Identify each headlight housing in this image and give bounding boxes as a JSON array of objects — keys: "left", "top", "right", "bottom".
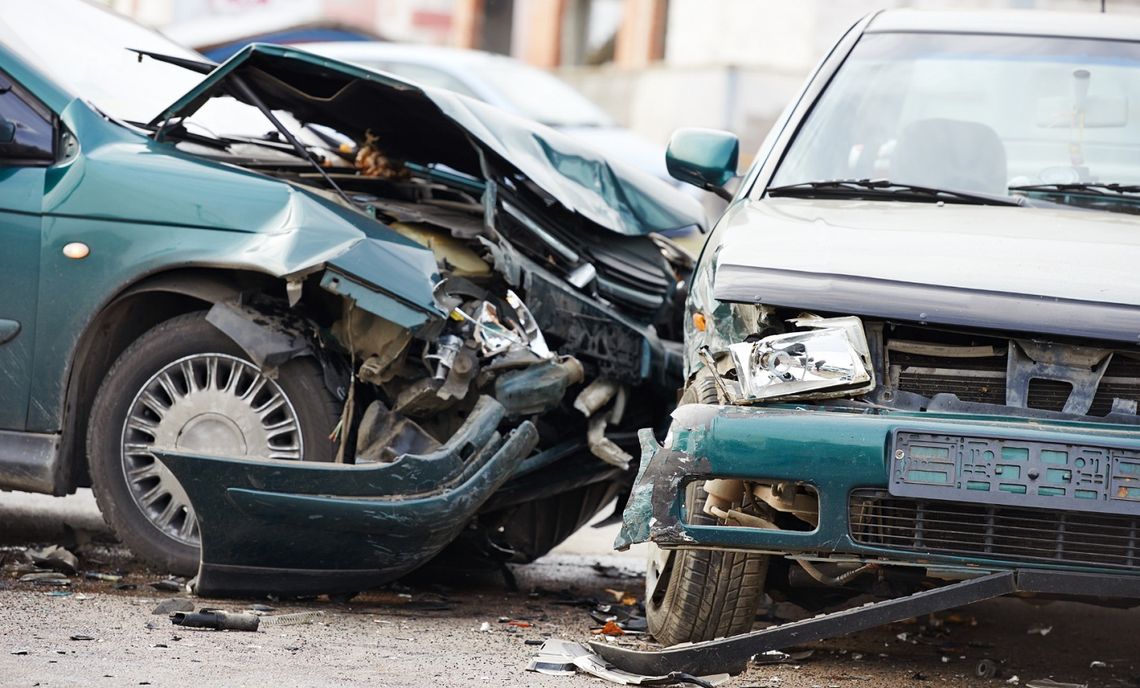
[{"left": 726, "top": 316, "right": 873, "bottom": 403}]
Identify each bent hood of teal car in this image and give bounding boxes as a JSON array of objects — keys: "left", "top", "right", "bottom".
[{"left": 151, "top": 43, "right": 703, "bottom": 239}]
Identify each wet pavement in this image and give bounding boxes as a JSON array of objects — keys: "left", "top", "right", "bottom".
[{"left": 2, "top": 490, "right": 1139, "bottom": 687}]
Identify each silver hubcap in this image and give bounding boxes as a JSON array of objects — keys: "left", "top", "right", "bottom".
[{"left": 121, "top": 353, "right": 303, "bottom": 546}]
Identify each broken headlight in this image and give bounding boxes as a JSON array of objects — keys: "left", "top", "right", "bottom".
[{"left": 727, "top": 316, "right": 873, "bottom": 402}]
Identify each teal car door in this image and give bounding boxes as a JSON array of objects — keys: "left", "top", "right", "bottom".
[{"left": 0, "top": 70, "right": 53, "bottom": 429}]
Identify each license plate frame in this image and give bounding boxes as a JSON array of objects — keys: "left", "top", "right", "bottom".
[{"left": 888, "top": 430, "right": 1140, "bottom": 516}]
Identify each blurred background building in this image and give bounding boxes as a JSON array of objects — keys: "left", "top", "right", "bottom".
[{"left": 107, "top": 0, "right": 1138, "bottom": 163}]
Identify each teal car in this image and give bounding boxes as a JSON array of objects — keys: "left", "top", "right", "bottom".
[
  {"left": 617, "top": 9, "right": 1140, "bottom": 649},
  {"left": 0, "top": 1, "right": 703, "bottom": 591}
]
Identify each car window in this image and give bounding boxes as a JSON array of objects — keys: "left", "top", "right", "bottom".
[
  {"left": 0, "top": 72, "right": 54, "bottom": 164},
  {"left": 360, "top": 61, "right": 482, "bottom": 100},
  {"left": 771, "top": 32, "right": 1140, "bottom": 195}
]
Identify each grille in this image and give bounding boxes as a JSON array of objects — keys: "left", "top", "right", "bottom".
[
  {"left": 891, "top": 348, "right": 1140, "bottom": 417},
  {"left": 849, "top": 489, "right": 1140, "bottom": 570}
]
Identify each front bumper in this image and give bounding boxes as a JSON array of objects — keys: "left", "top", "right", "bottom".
[
  {"left": 618, "top": 404, "right": 1140, "bottom": 576},
  {"left": 155, "top": 395, "right": 538, "bottom": 597}
]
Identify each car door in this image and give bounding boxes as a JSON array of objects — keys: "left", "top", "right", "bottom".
[{"left": 0, "top": 69, "right": 53, "bottom": 429}]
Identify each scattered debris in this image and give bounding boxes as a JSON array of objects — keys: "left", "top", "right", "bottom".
[
  {"left": 69, "top": 635, "right": 94, "bottom": 641},
  {"left": 1090, "top": 661, "right": 1108, "bottom": 669},
  {"left": 1026, "top": 680, "right": 1087, "bottom": 688},
  {"left": 10, "top": 650, "right": 28, "bottom": 656},
  {"left": 26, "top": 545, "right": 79, "bottom": 574},
  {"left": 752, "top": 650, "right": 813, "bottom": 666},
  {"left": 18, "top": 572, "right": 70, "bottom": 586},
  {"left": 170, "top": 610, "right": 260, "bottom": 632},
  {"left": 259, "top": 611, "right": 326, "bottom": 626},
  {"left": 84, "top": 572, "right": 122, "bottom": 582},
  {"left": 527, "top": 639, "right": 729, "bottom": 686},
  {"left": 150, "top": 578, "right": 185, "bottom": 593},
  {"left": 479, "top": 622, "right": 492, "bottom": 633},
  {"left": 595, "top": 621, "right": 624, "bottom": 636},
  {"left": 976, "top": 659, "right": 1002, "bottom": 679},
  {"left": 152, "top": 598, "right": 195, "bottom": 615},
  {"left": 1027, "top": 625, "right": 1053, "bottom": 636}
]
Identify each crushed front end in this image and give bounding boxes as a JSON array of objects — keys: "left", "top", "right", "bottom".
[{"left": 621, "top": 260, "right": 1140, "bottom": 598}]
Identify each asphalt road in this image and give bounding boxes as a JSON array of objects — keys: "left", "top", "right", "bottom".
[{"left": 2, "top": 490, "right": 1139, "bottom": 687}]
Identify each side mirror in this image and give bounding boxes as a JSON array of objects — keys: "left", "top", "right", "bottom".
[
  {"left": 0, "top": 116, "right": 15, "bottom": 144},
  {"left": 666, "top": 128, "right": 739, "bottom": 200}
]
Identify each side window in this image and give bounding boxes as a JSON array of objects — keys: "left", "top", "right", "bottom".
[{"left": 0, "top": 72, "right": 55, "bottom": 165}]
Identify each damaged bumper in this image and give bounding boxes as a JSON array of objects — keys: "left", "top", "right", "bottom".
[
  {"left": 618, "top": 403, "right": 1140, "bottom": 577},
  {"left": 154, "top": 396, "right": 537, "bottom": 597}
]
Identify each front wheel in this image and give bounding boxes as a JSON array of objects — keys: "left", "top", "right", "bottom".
[
  {"left": 644, "top": 376, "right": 770, "bottom": 645},
  {"left": 87, "top": 311, "right": 341, "bottom": 575}
]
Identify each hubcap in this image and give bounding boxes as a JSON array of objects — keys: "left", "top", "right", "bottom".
[{"left": 121, "top": 353, "right": 303, "bottom": 546}]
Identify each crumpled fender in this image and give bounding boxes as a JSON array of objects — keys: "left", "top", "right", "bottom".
[{"left": 153, "top": 395, "right": 537, "bottom": 597}]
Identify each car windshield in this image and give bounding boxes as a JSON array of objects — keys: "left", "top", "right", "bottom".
[
  {"left": 770, "top": 31, "right": 1140, "bottom": 210},
  {"left": 0, "top": 0, "right": 205, "bottom": 124},
  {"left": 468, "top": 58, "right": 614, "bottom": 128}
]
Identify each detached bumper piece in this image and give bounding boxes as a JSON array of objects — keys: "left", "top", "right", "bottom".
[
  {"left": 589, "top": 570, "right": 1140, "bottom": 676},
  {"left": 154, "top": 396, "right": 537, "bottom": 597}
]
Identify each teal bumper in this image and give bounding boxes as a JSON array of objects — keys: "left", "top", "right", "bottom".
[{"left": 618, "top": 404, "right": 1140, "bottom": 576}]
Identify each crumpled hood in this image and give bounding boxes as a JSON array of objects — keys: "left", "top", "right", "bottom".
[
  {"left": 713, "top": 197, "right": 1140, "bottom": 342},
  {"left": 151, "top": 43, "right": 704, "bottom": 238}
]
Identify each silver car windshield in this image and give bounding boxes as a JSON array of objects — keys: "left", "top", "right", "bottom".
[{"left": 770, "top": 32, "right": 1140, "bottom": 199}]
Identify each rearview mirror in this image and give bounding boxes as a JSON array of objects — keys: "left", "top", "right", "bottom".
[{"left": 666, "top": 128, "right": 739, "bottom": 200}]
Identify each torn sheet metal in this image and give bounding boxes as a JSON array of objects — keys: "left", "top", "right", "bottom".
[
  {"left": 153, "top": 395, "right": 537, "bottom": 597},
  {"left": 527, "top": 639, "right": 729, "bottom": 687},
  {"left": 151, "top": 44, "right": 705, "bottom": 239}
]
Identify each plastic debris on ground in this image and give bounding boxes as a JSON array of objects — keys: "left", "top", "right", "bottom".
[
  {"left": 170, "top": 609, "right": 260, "bottom": 632},
  {"left": 1025, "top": 680, "right": 1087, "bottom": 688},
  {"left": 752, "top": 649, "right": 814, "bottom": 666},
  {"left": 18, "top": 571, "right": 70, "bottom": 585},
  {"left": 26, "top": 545, "right": 79, "bottom": 574},
  {"left": 526, "top": 639, "right": 730, "bottom": 686},
  {"left": 151, "top": 598, "right": 195, "bottom": 615},
  {"left": 1027, "top": 625, "right": 1053, "bottom": 636}
]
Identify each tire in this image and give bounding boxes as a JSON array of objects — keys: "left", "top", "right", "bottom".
[
  {"left": 645, "top": 376, "right": 770, "bottom": 645},
  {"left": 87, "top": 311, "right": 341, "bottom": 575},
  {"left": 499, "top": 478, "right": 623, "bottom": 563}
]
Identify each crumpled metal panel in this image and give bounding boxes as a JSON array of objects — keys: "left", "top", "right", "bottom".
[
  {"left": 150, "top": 43, "right": 705, "bottom": 238},
  {"left": 153, "top": 396, "right": 538, "bottom": 596}
]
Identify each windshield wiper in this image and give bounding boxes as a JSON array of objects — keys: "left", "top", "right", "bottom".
[
  {"left": 1009, "top": 182, "right": 1140, "bottom": 196},
  {"left": 768, "top": 179, "right": 1024, "bottom": 207}
]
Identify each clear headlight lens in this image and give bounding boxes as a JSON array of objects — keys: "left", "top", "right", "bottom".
[{"left": 727, "top": 316, "right": 873, "bottom": 402}]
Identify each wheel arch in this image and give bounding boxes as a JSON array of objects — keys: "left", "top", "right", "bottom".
[{"left": 58, "top": 268, "right": 281, "bottom": 492}]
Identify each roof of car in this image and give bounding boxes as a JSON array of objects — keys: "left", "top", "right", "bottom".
[{"left": 867, "top": 8, "right": 1140, "bottom": 41}]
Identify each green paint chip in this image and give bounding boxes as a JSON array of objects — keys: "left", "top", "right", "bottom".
[
  {"left": 1001, "top": 447, "right": 1029, "bottom": 462},
  {"left": 999, "top": 483, "right": 1027, "bottom": 494},
  {"left": 1041, "top": 450, "right": 1068, "bottom": 465}
]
